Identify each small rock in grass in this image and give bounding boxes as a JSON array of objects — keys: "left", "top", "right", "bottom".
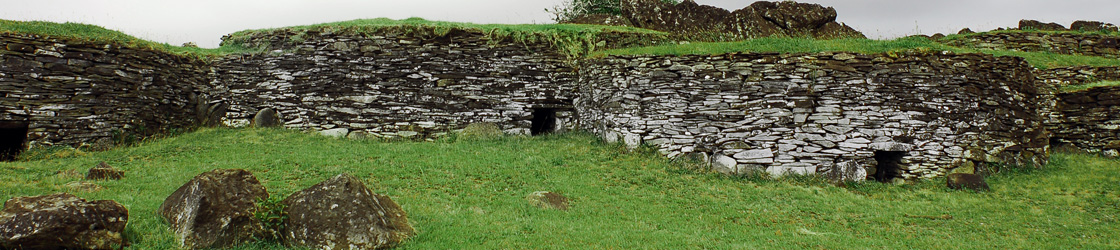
[
  {"left": 527, "top": 191, "right": 570, "bottom": 211},
  {"left": 946, "top": 173, "right": 990, "bottom": 192},
  {"left": 86, "top": 161, "right": 124, "bottom": 180}
]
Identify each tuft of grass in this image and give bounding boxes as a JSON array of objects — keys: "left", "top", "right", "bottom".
[
  {"left": 1, "top": 128, "right": 1118, "bottom": 249},
  {"left": 1061, "top": 80, "right": 1120, "bottom": 92},
  {"left": 595, "top": 36, "right": 1120, "bottom": 69},
  {"left": 0, "top": 19, "right": 257, "bottom": 58}
]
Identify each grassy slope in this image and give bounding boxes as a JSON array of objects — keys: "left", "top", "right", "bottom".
[
  {"left": 1, "top": 128, "right": 1117, "bottom": 249},
  {"left": 0, "top": 20, "right": 250, "bottom": 58},
  {"left": 223, "top": 17, "right": 665, "bottom": 40},
  {"left": 595, "top": 36, "right": 1120, "bottom": 69},
  {"left": 6, "top": 18, "right": 1120, "bottom": 68},
  {"left": 220, "top": 17, "right": 669, "bottom": 58},
  {"left": 1061, "top": 80, "right": 1120, "bottom": 92}
]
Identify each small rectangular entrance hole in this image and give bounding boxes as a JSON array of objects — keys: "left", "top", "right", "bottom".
[
  {"left": 873, "top": 151, "right": 906, "bottom": 182},
  {"left": 0, "top": 121, "right": 30, "bottom": 161},
  {"left": 530, "top": 108, "right": 557, "bottom": 136}
]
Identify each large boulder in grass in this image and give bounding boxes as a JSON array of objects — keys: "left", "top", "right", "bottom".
[
  {"left": 158, "top": 169, "right": 268, "bottom": 249},
  {"left": 0, "top": 193, "right": 128, "bottom": 250},
  {"left": 282, "top": 173, "right": 414, "bottom": 250}
]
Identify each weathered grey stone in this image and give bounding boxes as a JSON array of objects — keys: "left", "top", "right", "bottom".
[
  {"left": 319, "top": 128, "right": 349, "bottom": 138},
  {"left": 734, "top": 149, "right": 774, "bottom": 159},
  {"left": 0, "top": 193, "right": 128, "bottom": 250},
  {"left": 767, "top": 163, "right": 816, "bottom": 176},
  {"left": 871, "top": 142, "right": 914, "bottom": 151},
  {"left": 711, "top": 154, "right": 739, "bottom": 175},
  {"left": 159, "top": 169, "right": 268, "bottom": 250},
  {"left": 527, "top": 191, "right": 570, "bottom": 210},
  {"left": 251, "top": 108, "right": 282, "bottom": 128},
  {"left": 823, "top": 161, "right": 867, "bottom": 182},
  {"left": 282, "top": 173, "right": 414, "bottom": 250},
  {"left": 623, "top": 132, "right": 642, "bottom": 149}
]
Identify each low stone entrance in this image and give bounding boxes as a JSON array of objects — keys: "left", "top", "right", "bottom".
[
  {"left": 0, "top": 121, "right": 29, "bottom": 161},
  {"left": 873, "top": 151, "right": 907, "bottom": 182},
  {"left": 531, "top": 108, "right": 558, "bottom": 136}
]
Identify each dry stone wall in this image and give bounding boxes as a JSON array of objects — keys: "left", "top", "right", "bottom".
[
  {"left": 943, "top": 32, "right": 1120, "bottom": 58},
  {"left": 0, "top": 34, "right": 213, "bottom": 151},
  {"left": 6, "top": 25, "right": 1116, "bottom": 179},
  {"left": 1036, "top": 66, "right": 1120, "bottom": 86},
  {"left": 212, "top": 29, "right": 595, "bottom": 139},
  {"left": 577, "top": 52, "right": 1050, "bottom": 180},
  {"left": 1051, "top": 86, "right": 1120, "bottom": 156}
]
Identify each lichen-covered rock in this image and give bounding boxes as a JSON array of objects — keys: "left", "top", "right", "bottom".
[
  {"left": 958, "top": 28, "right": 975, "bottom": 34},
  {"left": 282, "top": 173, "right": 414, "bottom": 250},
  {"left": 946, "top": 173, "right": 990, "bottom": 192},
  {"left": 1019, "top": 19, "right": 1067, "bottom": 31},
  {"left": 1070, "top": 20, "right": 1118, "bottom": 32},
  {"left": 86, "top": 162, "right": 124, "bottom": 180},
  {"left": 251, "top": 108, "right": 282, "bottom": 128},
  {"left": 527, "top": 191, "right": 570, "bottom": 210},
  {"left": 823, "top": 161, "right": 867, "bottom": 182},
  {"left": 812, "top": 22, "right": 864, "bottom": 39},
  {"left": 575, "top": 0, "right": 865, "bottom": 40},
  {"left": 0, "top": 193, "right": 128, "bottom": 250},
  {"left": 158, "top": 169, "right": 268, "bottom": 249}
]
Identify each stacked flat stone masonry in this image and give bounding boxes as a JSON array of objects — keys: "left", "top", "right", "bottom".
[
  {"left": 577, "top": 52, "right": 1050, "bottom": 180},
  {"left": 1050, "top": 86, "right": 1120, "bottom": 156},
  {"left": 943, "top": 32, "right": 1120, "bottom": 58},
  {"left": 0, "top": 34, "right": 213, "bottom": 150},
  {"left": 7, "top": 26, "right": 1115, "bottom": 180},
  {"left": 1036, "top": 66, "right": 1120, "bottom": 87},
  {"left": 212, "top": 29, "right": 603, "bottom": 138}
]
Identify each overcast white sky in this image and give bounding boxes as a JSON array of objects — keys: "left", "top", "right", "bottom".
[{"left": 3, "top": 0, "right": 1118, "bottom": 48}]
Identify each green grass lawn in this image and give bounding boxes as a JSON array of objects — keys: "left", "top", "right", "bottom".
[{"left": 1, "top": 128, "right": 1117, "bottom": 249}]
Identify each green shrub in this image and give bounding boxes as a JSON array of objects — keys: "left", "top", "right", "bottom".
[{"left": 253, "top": 197, "right": 288, "bottom": 241}]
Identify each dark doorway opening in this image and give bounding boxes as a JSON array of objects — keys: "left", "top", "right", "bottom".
[
  {"left": 873, "top": 151, "right": 906, "bottom": 182},
  {"left": 0, "top": 121, "right": 29, "bottom": 161},
  {"left": 530, "top": 108, "right": 557, "bottom": 136}
]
